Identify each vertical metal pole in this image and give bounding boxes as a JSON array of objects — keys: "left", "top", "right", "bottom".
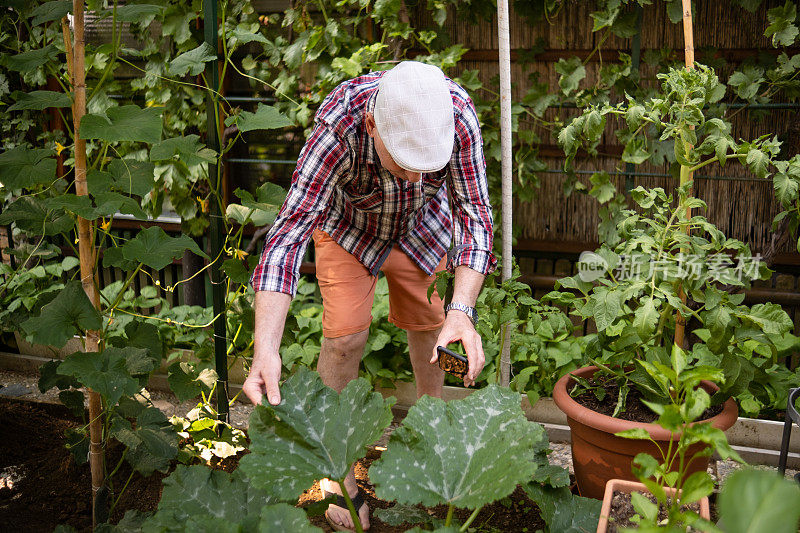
[
  {"left": 497, "top": 0, "right": 513, "bottom": 386},
  {"left": 624, "top": 5, "right": 643, "bottom": 194},
  {"left": 203, "top": 0, "right": 229, "bottom": 421}
]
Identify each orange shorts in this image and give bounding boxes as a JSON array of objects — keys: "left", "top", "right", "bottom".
[{"left": 312, "top": 229, "right": 446, "bottom": 338}]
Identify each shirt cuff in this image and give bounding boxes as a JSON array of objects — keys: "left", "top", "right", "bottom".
[
  {"left": 447, "top": 247, "right": 497, "bottom": 276},
  {"left": 249, "top": 264, "right": 297, "bottom": 296}
]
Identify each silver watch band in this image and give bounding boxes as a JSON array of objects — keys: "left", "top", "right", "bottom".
[{"left": 445, "top": 302, "right": 477, "bottom": 325}]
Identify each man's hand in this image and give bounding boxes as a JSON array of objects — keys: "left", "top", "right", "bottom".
[
  {"left": 430, "top": 310, "right": 485, "bottom": 387},
  {"left": 243, "top": 354, "right": 282, "bottom": 405},
  {"left": 246, "top": 290, "right": 292, "bottom": 405}
]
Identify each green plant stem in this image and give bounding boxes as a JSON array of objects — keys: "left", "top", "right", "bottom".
[
  {"left": 103, "top": 264, "right": 143, "bottom": 329},
  {"left": 444, "top": 504, "right": 455, "bottom": 527},
  {"left": 337, "top": 478, "right": 364, "bottom": 533},
  {"left": 459, "top": 506, "right": 482, "bottom": 532},
  {"left": 109, "top": 469, "right": 135, "bottom": 516}
]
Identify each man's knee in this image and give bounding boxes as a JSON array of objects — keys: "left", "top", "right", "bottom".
[{"left": 323, "top": 330, "right": 369, "bottom": 360}]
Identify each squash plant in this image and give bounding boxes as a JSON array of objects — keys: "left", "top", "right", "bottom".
[{"left": 125, "top": 368, "right": 597, "bottom": 533}]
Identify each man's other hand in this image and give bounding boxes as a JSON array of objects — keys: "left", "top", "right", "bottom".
[
  {"left": 430, "top": 310, "right": 485, "bottom": 387},
  {"left": 242, "top": 354, "right": 282, "bottom": 405}
]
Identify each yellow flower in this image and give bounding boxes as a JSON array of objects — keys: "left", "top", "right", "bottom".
[
  {"left": 233, "top": 249, "right": 248, "bottom": 261},
  {"left": 197, "top": 196, "right": 210, "bottom": 214},
  {"left": 55, "top": 142, "right": 66, "bottom": 155},
  {"left": 100, "top": 218, "right": 112, "bottom": 231}
]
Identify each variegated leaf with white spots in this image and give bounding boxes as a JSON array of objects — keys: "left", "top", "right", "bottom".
[
  {"left": 370, "top": 385, "right": 549, "bottom": 509},
  {"left": 240, "top": 367, "right": 394, "bottom": 499}
]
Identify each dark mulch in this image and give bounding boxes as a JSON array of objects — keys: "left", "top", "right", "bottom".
[
  {"left": 571, "top": 375, "right": 723, "bottom": 423},
  {"left": 607, "top": 490, "right": 702, "bottom": 532},
  {"left": 0, "top": 397, "right": 164, "bottom": 533},
  {"left": 0, "top": 397, "right": 547, "bottom": 532}
]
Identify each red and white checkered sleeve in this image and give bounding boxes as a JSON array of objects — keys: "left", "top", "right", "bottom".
[
  {"left": 250, "top": 123, "right": 351, "bottom": 295},
  {"left": 447, "top": 95, "right": 497, "bottom": 276}
]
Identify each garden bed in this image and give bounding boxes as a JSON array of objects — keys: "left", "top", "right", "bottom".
[{"left": 0, "top": 396, "right": 548, "bottom": 532}]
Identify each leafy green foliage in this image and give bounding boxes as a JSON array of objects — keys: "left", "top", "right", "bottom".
[
  {"left": 240, "top": 367, "right": 393, "bottom": 500},
  {"left": 80, "top": 105, "right": 163, "bottom": 144},
  {"left": 225, "top": 103, "right": 293, "bottom": 133},
  {"left": 544, "top": 185, "right": 795, "bottom": 416},
  {"left": 106, "top": 226, "right": 208, "bottom": 271},
  {"left": 8, "top": 90, "right": 71, "bottom": 111},
  {"left": 58, "top": 347, "right": 152, "bottom": 405},
  {"left": 0, "top": 147, "right": 56, "bottom": 190},
  {"left": 524, "top": 483, "right": 602, "bottom": 533},
  {"left": 718, "top": 468, "right": 800, "bottom": 533},
  {"left": 138, "top": 465, "right": 310, "bottom": 533},
  {"left": 21, "top": 281, "right": 101, "bottom": 347},
  {"left": 111, "top": 405, "right": 178, "bottom": 475},
  {"left": 168, "top": 43, "right": 217, "bottom": 77},
  {"left": 370, "top": 385, "right": 549, "bottom": 509}
]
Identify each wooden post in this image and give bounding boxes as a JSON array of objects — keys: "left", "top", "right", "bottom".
[
  {"left": 66, "top": 5, "right": 105, "bottom": 526},
  {"left": 674, "top": 0, "right": 695, "bottom": 350},
  {"left": 497, "top": 0, "right": 513, "bottom": 386}
]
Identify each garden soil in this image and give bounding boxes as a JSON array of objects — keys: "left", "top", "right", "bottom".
[
  {"left": 0, "top": 397, "right": 547, "bottom": 532},
  {"left": 0, "top": 397, "right": 164, "bottom": 532}
]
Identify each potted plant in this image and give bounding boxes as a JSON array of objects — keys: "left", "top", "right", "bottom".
[
  {"left": 598, "top": 344, "right": 742, "bottom": 532},
  {"left": 547, "top": 63, "right": 799, "bottom": 499}
]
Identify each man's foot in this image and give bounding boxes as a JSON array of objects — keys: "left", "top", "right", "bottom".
[{"left": 321, "top": 473, "right": 370, "bottom": 532}]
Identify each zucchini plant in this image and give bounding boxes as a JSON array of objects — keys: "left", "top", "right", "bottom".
[{"left": 121, "top": 368, "right": 598, "bottom": 533}]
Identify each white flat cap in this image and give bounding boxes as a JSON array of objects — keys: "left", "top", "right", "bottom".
[{"left": 373, "top": 61, "right": 455, "bottom": 173}]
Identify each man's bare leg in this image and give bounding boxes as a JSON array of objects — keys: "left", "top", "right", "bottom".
[
  {"left": 407, "top": 327, "right": 444, "bottom": 399},
  {"left": 317, "top": 329, "right": 371, "bottom": 531}
]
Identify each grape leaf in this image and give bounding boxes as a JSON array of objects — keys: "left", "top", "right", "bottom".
[
  {"left": 240, "top": 367, "right": 394, "bottom": 500},
  {"left": 21, "top": 282, "right": 101, "bottom": 347},
  {"left": 80, "top": 105, "right": 163, "bottom": 144},
  {"left": 370, "top": 385, "right": 549, "bottom": 509},
  {"left": 8, "top": 90, "right": 71, "bottom": 111}
]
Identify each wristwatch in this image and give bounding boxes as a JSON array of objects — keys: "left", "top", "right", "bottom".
[{"left": 445, "top": 302, "right": 478, "bottom": 325}]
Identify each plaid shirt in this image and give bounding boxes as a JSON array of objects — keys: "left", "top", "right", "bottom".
[{"left": 250, "top": 71, "right": 496, "bottom": 296}]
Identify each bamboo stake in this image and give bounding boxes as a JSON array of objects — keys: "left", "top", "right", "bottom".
[
  {"left": 67, "top": 5, "right": 105, "bottom": 526},
  {"left": 674, "top": 0, "right": 695, "bottom": 350},
  {"left": 497, "top": 0, "right": 513, "bottom": 386}
]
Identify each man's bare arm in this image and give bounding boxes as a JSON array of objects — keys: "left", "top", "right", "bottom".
[
  {"left": 429, "top": 265, "right": 486, "bottom": 387},
  {"left": 242, "top": 290, "right": 291, "bottom": 405}
]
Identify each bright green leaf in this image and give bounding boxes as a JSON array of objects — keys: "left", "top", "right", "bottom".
[
  {"left": 370, "top": 385, "right": 548, "bottom": 508},
  {"left": 80, "top": 105, "right": 163, "bottom": 144},
  {"left": 240, "top": 367, "right": 393, "bottom": 500},
  {"left": 8, "top": 90, "right": 71, "bottom": 111},
  {"left": 21, "top": 282, "right": 101, "bottom": 347}
]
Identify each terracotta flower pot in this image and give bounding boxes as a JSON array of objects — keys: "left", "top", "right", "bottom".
[
  {"left": 596, "top": 478, "right": 711, "bottom": 533},
  {"left": 553, "top": 366, "right": 738, "bottom": 499}
]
